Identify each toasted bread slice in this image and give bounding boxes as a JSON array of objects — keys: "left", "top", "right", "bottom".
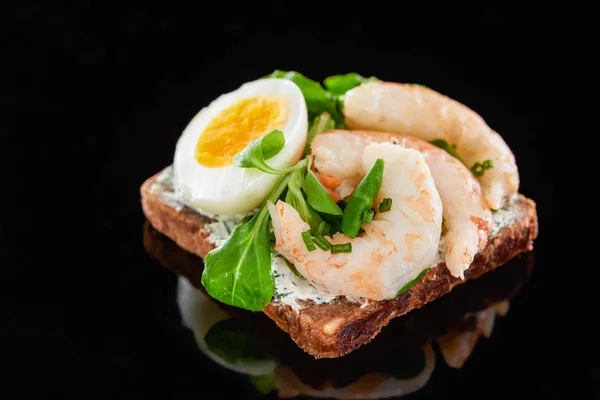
[
  {"left": 140, "top": 164, "right": 538, "bottom": 358},
  {"left": 143, "top": 218, "right": 534, "bottom": 388}
]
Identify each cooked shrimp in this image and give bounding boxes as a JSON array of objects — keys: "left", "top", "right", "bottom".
[
  {"left": 268, "top": 142, "right": 442, "bottom": 300},
  {"left": 311, "top": 132, "right": 365, "bottom": 200},
  {"left": 312, "top": 131, "right": 492, "bottom": 279},
  {"left": 343, "top": 82, "right": 519, "bottom": 210}
]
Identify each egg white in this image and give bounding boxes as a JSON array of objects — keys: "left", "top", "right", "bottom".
[{"left": 173, "top": 78, "right": 308, "bottom": 216}]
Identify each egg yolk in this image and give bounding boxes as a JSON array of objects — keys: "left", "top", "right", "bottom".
[{"left": 195, "top": 95, "right": 290, "bottom": 168}]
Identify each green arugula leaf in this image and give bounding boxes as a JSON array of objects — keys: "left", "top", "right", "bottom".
[
  {"left": 233, "top": 129, "right": 303, "bottom": 175},
  {"left": 341, "top": 158, "right": 385, "bottom": 238},
  {"left": 396, "top": 268, "right": 429, "bottom": 296},
  {"left": 204, "top": 319, "right": 271, "bottom": 363},
  {"left": 284, "top": 166, "right": 323, "bottom": 234},
  {"left": 304, "top": 112, "right": 334, "bottom": 156},
  {"left": 305, "top": 169, "right": 343, "bottom": 216},
  {"left": 201, "top": 174, "right": 291, "bottom": 311},
  {"left": 266, "top": 70, "right": 344, "bottom": 125},
  {"left": 323, "top": 73, "right": 379, "bottom": 96},
  {"left": 267, "top": 70, "right": 381, "bottom": 131}
]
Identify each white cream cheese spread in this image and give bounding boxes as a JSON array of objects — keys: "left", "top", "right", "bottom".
[{"left": 149, "top": 166, "right": 252, "bottom": 246}]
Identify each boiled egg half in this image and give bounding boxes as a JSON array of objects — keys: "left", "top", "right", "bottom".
[{"left": 173, "top": 78, "right": 308, "bottom": 216}]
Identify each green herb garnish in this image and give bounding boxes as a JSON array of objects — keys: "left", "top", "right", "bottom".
[
  {"left": 430, "top": 139, "right": 494, "bottom": 177},
  {"left": 266, "top": 70, "right": 379, "bottom": 128},
  {"left": 323, "top": 73, "right": 379, "bottom": 96},
  {"left": 201, "top": 173, "right": 291, "bottom": 311},
  {"left": 320, "top": 213, "right": 344, "bottom": 237},
  {"left": 316, "top": 221, "right": 330, "bottom": 237},
  {"left": 313, "top": 235, "right": 332, "bottom": 251},
  {"left": 274, "top": 291, "right": 291, "bottom": 300},
  {"left": 305, "top": 169, "right": 343, "bottom": 216},
  {"left": 362, "top": 209, "right": 374, "bottom": 223},
  {"left": 233, "top": 129, "right": 304, "bottom": 175},
  {"left": 266, "top": 70, "right": 344, "bottom": 124},
  {"left": 278, "top": 256, "right": 304, "bottom": 278},
  {"left": 378, "top": 197, "right": 392, "bottom": 213},
  {"left": 331, "top": 243, "right": 352, "bottom": 254},
  {"left": 396, "top": 268, "right": 429, "bottom": 296},
  {"left": 341, "top": 158, "right": 385, "bottom": 238},
  {"left": 284, "top": 164, "right": 324, "bottom": 234},
  {"left": 302, "top": 230, "right": 316, "bottom": 251},
  {"left": 409, "top": 83, "right": 430, "bottom": 90},
  {"left": 471, "top": 159, "right": 494, "bottom": 177},
  {"left": 430, "top": 139, "right": 466, "bottom": 165}
]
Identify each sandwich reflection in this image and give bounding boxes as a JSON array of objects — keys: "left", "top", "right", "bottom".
[{"left": 143, "top": 221, "right": 534, "bottom": 399}]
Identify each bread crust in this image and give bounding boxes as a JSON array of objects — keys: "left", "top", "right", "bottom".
[{"left": 141, "top": 162, "right": 538, "bottom": 359}]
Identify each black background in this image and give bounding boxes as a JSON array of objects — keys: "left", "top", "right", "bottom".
[{"left": 2, "top": 2, "right": 591, "bottom": 399}]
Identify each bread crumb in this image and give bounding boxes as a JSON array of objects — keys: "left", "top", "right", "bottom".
[{"left": 322, "top": 317, "right": 345, "bottom": 335}]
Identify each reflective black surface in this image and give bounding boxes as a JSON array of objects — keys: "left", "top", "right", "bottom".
[
  {"left": 3, "top": 3, "right": 588, "bottom": 399},
  {"left": 144, "top": 221, "right": 537, "bottom": 399}
]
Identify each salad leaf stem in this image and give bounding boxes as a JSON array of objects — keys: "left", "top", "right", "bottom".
[
  {"left": 233, "top": 129, "right": 304, "bottom": 175},
  {"left": 284, "top": 164, "right": 323, "bottom": 233}
]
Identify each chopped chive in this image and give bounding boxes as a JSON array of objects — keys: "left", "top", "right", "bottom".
[
  {"left": 275, "top": 292, "right": 291, "bottom": 300},
  {"left": 471, "top": 159, "right": 493, "bottom": 177},
  {"left": 301, "top": 231, "right": 316, "bottom": 251},
  {"left": 379, "top": 198, "right": 392, "bottom": 213},
  {"left": 313, "top": 235, "right": 332, "bottom": 250},
  {"left": 430, "top": 139, "right": 466, "bottom": 165},
  {"left": 317, "top": 221, "right": 330, "bottom": 237},
  {"left": 331, "top": 243, "right": 352, "bottom": 254},
  {"left": 362, "top": 209, "right": 374, "bottom": 223},
  {"left": 471, "top": 162, "right": 484, "bottom": 176}
]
